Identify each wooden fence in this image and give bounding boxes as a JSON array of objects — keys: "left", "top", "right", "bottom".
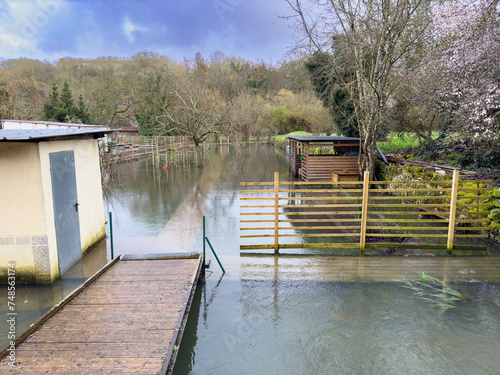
[{"left": 240, "top": 171, "right": 493, "bottom": 254}]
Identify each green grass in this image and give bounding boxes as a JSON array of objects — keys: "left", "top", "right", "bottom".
[
  {"left": 273, "top": 131, "right": 315, "bottom": 148},
  {"left": 378, "top": 132, "right": 439, "bottom": 154}
]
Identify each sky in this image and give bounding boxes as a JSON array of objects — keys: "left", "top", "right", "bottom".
[{"left": 0, "top": 0, "right": 297, "bottom": 63}]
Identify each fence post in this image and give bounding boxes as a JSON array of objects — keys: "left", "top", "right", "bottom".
[
  {"left": 202, "top": 216, "right": 206, "bottom": 270},
  {"left": 447, "top": 170, "right": 460, "bottom": 253},
  {"left": 359, "top": 170, "right": 370, "bottom": 254},
  {"left": 274, "top": 172, "right": 280, "bottom": 254},
  {"left": 109, "top": 212, "right": 114, "bottom": 260}
]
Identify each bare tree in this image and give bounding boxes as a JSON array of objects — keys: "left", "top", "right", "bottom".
[
  {"left": 164, "top": 81, "right": 232, "bottom": 167},
  {"left": 285, "top": 0, "right": 433, "bottom": 174}
]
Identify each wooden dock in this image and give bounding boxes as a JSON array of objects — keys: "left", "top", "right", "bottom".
[{"left": 0, "top": 254, "right": 202, "bottom": 374}]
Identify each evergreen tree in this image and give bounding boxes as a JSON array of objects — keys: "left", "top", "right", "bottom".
[
  {"left": 60, "top": 81, "right": 74, "bottom": 119},
  {"left": 42, "top": 82, "right": 61, "bottom": 121},
  {"left": 41, "top": 81, "right": 92, "bottom": 124},
  {"left": 76, "top": 94, "right": 92, "bottom": 124},
  {"left": 305, "top": 50, "right": 359, "bottom": 137}
]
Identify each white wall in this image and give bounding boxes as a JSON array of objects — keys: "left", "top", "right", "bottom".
[
  {"left": 0, "top": 143, "right": 48, "bottom": 282},
  {"left": 0, "top": 138, "right": 106, "bottom": 283}
]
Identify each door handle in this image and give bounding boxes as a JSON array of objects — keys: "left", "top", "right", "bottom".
[{"left": 74, "top": 202, "right": 79, "bottom": 212}]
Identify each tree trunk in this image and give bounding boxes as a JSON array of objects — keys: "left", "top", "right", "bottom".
[{"left": 195, "top": 141, "right": 203, "bottom": 168}]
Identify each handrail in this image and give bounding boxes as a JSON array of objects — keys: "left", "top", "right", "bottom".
[{"left": 202, "top": 216, "right": 225, "bottom": 273}]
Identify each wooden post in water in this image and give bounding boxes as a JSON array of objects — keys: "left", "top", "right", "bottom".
[
  {"left": 359, "top": 171, "right": 370, "bottom": 254},
  {"left": 274, "top": 172, "right": 280, "bottom": 254},
  {"left": 447, "top": 170, "right": 460, "bottom": 253}
]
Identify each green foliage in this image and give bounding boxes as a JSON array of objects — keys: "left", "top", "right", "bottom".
[
  {"left": 305, "top": 50, "right": 358, "bottom": 137},
  {"left": 0, "top": 81, "right": 11, "bottom": 119},
  {"left": 270, "top": 105, "right": 311, "bottom": 134},
  {"left": 42, "top": 81, "right": 92, "bottom": 124},
  {"left": 402, "top": 272, "right": 466, "bottom": 312},
  {"left": 439, "top": 148, "right": 500, "bottom": 172},
  {"left": 383, "top": 164, "right": 500, "bottom": 240},
  {"left": 273, "top": 131, "right": 313, "bottom": 148},
  {"left": 378, "top": 132, "right": 439, "bottom": 154}
]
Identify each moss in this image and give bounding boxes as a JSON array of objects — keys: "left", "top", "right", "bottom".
[
  {"left": 384, "top": 164, "right": 500, "bottom": 242},
  {"left": 81, "top": 224, "right": 106, "bottom": 255},
  {"left": 0, "top": 266, "right": 37, "bottom": 283}
]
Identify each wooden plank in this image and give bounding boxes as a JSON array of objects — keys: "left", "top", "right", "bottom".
[
  {"left": 240, "top": 243, "right": 358, "bottom": 250},
  {"left": 366, "top": 211, "right": 448, "bottom": 215},
  {"left": 0, "top": 257, "right": 201, "bottom": 374},
  {"left": 280, "top": 218, "right": 361, "bottom": 223},
  {"left": 240, "top": 189, "right": 274, "bottom": 194},
  {"left": 369, "top": 188, "right": 452, "bottom": 193},
  {"left": 279, "top": 211, "right": 361, "bottom": 216},
  {"left": 279, "top": 233, "right": 360, "bottom": 238},
  {"left": 447, "top": 170, "right": 460, "bottom": 253},
  {"left": 367, "top": 219, "right": 448, "bottom": 223},
  {"left": 274, "top": 172, "right": 279, "bottom": 254},
  {"left": 280, "top": 188, "right": 362, "bottom": 193},
  {"left": 241, "top": 233, "right": 360, "bottom": 238},
  {"left": 368, "top": 203, "right": 451, "bottom": 208},
  {"left": 369, "top": 195, "right": 451, "bottom": 201},
  {"left": 366, "top": 233, "right": 448, "bottom": 238},
  {"left": 366, "top": 226, "right": 448, "bottom": 231},
  {"left": 360, "top": 171, "right": 370, "bottom": 254},
  {"left": 278, "top": 204, "right": 362, "bottom": 208},
  {"left": 278, "top": 226, "right": 362, "bottom": 230}
]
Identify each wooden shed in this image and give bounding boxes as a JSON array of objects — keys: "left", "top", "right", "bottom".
[
  {"left": 0, "top": 128, "right": 112, "bottom": 283},
  {"left": 288, "top": 135, "right": 387, "bottom": 181}
]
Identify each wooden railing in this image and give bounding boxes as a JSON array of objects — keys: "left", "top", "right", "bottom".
[{"left": 240, "top": 171, "right": 493, "bottom": 254}]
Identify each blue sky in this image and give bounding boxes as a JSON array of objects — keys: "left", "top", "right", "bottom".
[{"left": 0, "top": 0, "right": 296, "bottom": 63}]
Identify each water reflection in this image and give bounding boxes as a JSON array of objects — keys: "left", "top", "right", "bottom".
[
  {"left": 0, "top": 240, "right": 108, "bottom": 348},
  {"left": 175, "top": 273, "right": 500, "bottom": 375}
]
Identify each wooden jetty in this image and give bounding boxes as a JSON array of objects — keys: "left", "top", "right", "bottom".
[{"left": 0, "top": 253, "right": 202, "bottom": 374}]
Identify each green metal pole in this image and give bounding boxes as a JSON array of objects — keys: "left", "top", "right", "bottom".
[
  {"left": 205, "top": 237, "right": 225, "bottom": 274},
  {"left": 109, "top": 212, "right": 114, "bottom": 260},
  {"left": 202, "top": 216, "right": 206, "bottom": 270}
]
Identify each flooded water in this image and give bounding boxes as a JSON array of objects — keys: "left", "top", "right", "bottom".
[
  {"left": 0, "top": 240, "right": 108, "bottom": 348},
  {"left": 2, "top": 143, "right": 500, "bottom": 374}
]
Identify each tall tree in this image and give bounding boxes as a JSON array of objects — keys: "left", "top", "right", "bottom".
[
  {"left": 43, "top": 82, "right": 61, "bottom": 121},
  {"left": 164, "top": 80, "right": 232, "bottom": 167},
  {"left": 433, "top": 0, "right": 500, "bottom": 152},
  {"left": 305, "top": 49, "right": 358, "bottom": 137},
  {"left": 285, "top": 0, "right": 433, "bottom": 174},
  {"left": 42, "top": 81, "right": 92, "bottom": 123}
]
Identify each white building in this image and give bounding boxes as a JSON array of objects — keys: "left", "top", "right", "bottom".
[{"left": 0, "top": 128, "right": 112, "bottom": 283}]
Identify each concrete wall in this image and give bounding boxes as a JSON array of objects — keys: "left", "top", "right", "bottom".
[
  {"left": 0, "top": 139, "right": 106, "bottom": 283},
  {"left": 0, "top": 143, "right": 48, "bottom": 282}
]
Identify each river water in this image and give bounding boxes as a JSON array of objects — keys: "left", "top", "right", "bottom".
[{"left": 2, "top": 143, "right": 500, "bottom": 374}]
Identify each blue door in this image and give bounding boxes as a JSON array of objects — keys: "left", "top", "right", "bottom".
[{"left": 49, "top": 150, "right": 82, "bottom": 276}]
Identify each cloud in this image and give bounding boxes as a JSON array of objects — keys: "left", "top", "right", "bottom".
[
  {"left": 0, "top": 0, "right": 68, "bottom": 58},
  {"left": 123, "top": 16, "right": 146, "bottom": 43},
  {"left": 0, "top": 0, "right": 294, "bottom": 62}
]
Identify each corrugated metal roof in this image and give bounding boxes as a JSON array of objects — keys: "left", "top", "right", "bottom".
[
  {"left": 0, "top": 119, "right": 105, "bottom": 128},
  {"left": 0, "top": 128, "right": 113, "bottom": 141}
]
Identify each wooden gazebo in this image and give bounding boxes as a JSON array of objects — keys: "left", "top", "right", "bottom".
[{"left": 287, "top": 135, "right": 386, "bottom": 181}]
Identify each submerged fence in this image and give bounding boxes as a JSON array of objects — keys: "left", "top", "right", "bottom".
[{"left": 240, "top": 171, "right": 493, "bottom": 254}]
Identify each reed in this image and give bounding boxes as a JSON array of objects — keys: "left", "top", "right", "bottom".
[{"left": 402, "top": 272, "right": 466, "bottom": 312}]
